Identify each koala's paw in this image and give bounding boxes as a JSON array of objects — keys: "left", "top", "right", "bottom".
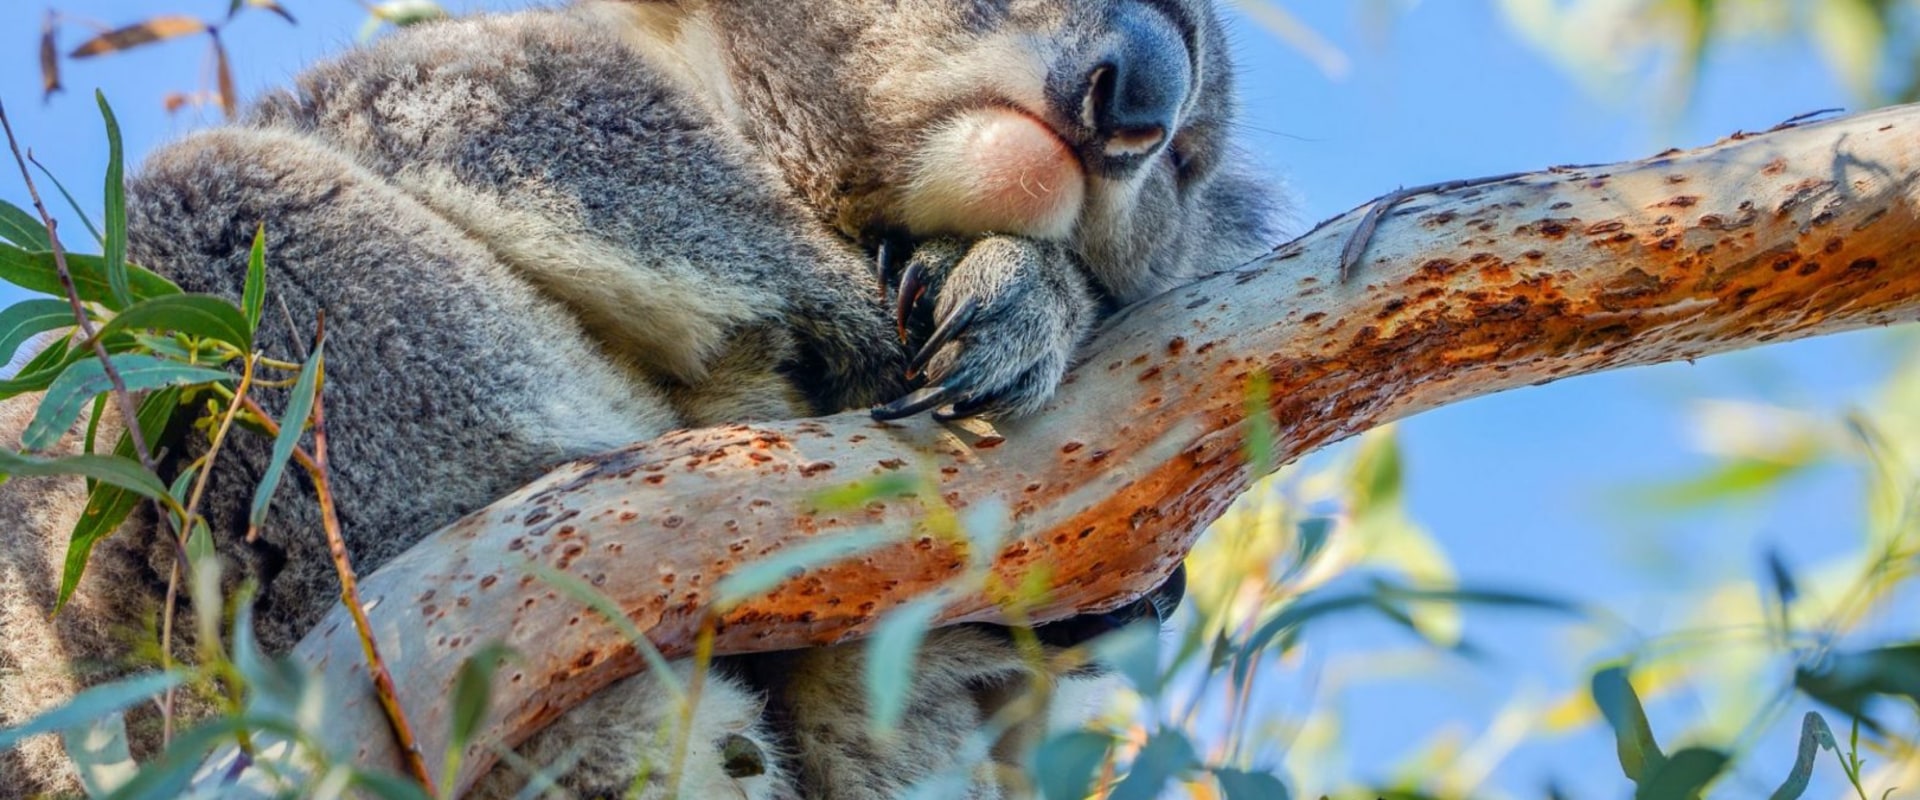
[
  {"left": 870, "top": 236, "right": 1093, "bottom": 421},
  {"left": 469, "top": 665, "right": 793, "bottom": 800}
]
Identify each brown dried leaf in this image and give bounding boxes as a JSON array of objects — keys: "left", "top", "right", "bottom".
[
  {"left": 39, "top": 15, "right": 61, "bottom": 100},
  {"left": 68, "top": 16, "right": 208, "bottom": 58},
  {"left": 211, "top": 36, "right": 237, "bottom": 121}
]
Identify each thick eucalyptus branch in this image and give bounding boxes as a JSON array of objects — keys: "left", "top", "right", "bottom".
[{"left": 264, "top": 104, "right": 1920, "bottom": 792}]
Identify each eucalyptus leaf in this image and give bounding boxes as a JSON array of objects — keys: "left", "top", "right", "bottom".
[
  {"left": 1109, "top": 730, "right": 1197, "bottom": 800},
  {"left": 23, "top": 354, "right": 230, "bottom": 451},
  {"left": 714, "top": 526, "right": 895, "bottom": 607},
  {"left": 249, "top": 341, "right": 322, "bottom": 535},
  {"left": 0, "top": 199, "right": 52, "bottom": 250},
  {"left": 864, "top": 594, "right": 946, "bottom": 734},
  {"left": 1214, "top": 767, "right": 1291, "bottom": 800},
  {"left": 97, "top": 91, "right": 132, "bottom": 310},
  {"left": 0, "top": 671, "right": 186, "bottom": 750},
  {"left": 0, "top": 245, "right": 180, "bottom": 309},
  {"left": 1032, "top": 730, "right": 1112, "bottom": 800},
  {"left": 1592, "top": 665, "right": 1665, "bottom": 782},
  {"left": 243, "top": 223, "right": 266, "bottom": 334},
  {"left": 1633, "top": 747, "right": 1728, "bottom": 800}
]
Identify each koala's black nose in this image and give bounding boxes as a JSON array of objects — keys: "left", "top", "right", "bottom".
[{"left": 1077, "top": 3, "right": 1191, "bottom": 172}]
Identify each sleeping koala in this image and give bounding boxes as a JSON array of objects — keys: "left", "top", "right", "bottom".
[{"left": 0, "top": 0, "right": 1279, "bottom": 797}]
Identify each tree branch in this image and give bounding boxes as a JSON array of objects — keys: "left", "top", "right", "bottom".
[{"left": 238, "top": 103, "right": 1920, "bottom": 793}]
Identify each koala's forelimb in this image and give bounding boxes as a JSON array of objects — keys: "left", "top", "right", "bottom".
[{"left": 212, "top": 103, "right": 1920, "bottom": 795}]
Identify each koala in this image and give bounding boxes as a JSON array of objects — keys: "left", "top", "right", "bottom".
[{"left": 0, "top": 0, "right": 1279, "bottom": 797}]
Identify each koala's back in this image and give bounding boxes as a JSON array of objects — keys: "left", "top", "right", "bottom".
[{"left": 119, "top": 7, "right": 897, "bottom": 651}]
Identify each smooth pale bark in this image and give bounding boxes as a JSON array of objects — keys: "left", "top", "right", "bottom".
[{"left": 235, "top": 104, "right": 1920, "bottom": 792}]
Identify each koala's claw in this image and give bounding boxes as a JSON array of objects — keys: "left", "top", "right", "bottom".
[
  {"left": 872, "top": 384, "right": 958, "bottom": 420},
  {"left": 894, "top": 257, "right": 931, "bottom": 342},
  {"left": 906, "top": 298, "right": 979, "bottom": 380}
]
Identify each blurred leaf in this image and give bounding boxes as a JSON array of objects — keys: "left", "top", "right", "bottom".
[
  {"left": 1093, "top": 620, "right": 1165, "bottom": 698},
  {"left": 1244, "top": 368, "right": 1274, "bottom": 474},
  {"left": 0, "top": 245, "right": 181, "bottom": 309},
  {"left": 96, "top": 92, "right": 133, "bottom": 310},
  {"left": 23, "top": 354, "right": 229, "bottom": 451},
  {"left": 714, "top": 526, "right": 894, "bottom": 607},
  {"left": 100, "top": 714, "right": 306, "bottom": 800},
  {"left": 249, "top": 341, "right": 322, "bottom": 536},
  {"left": 1033, "top": 731, "right": 1113, "bottom": 800},
  {"left": 1634, "top": 747, "right": 1728, "bottom": 800},
  {"left": 1213, "top": 767, "right": 1291, "bottom": 800},
  {"left": 1768, "top": 712, "right": 1837, "bottom": 800},
  {"left": 1764, "top": 547, "right": 1799, "bottom": 609},
  {"left": 39, "top": 14, "right": 61, "bottom": 101},
  {"left": 811, "top": 471, "right": 919, "bottom": 510},
  {"left": 448, "top": 641, "right": 517, "bottom": 782},
  {"left": 90, "top": 294, "right": 252, "bottom": 352},
  {"left": 1109, "top": 730, "right": 1198, "bottom": 800},
  {"left": 1349, "top": 427, "right": 1404, "bottom": 515},
  {"left": 1631, "top": 458, "right": 1809, "bottom": 509},
  {"left": 1288, "top": 516, "right": 1333, "bottom": 577},
  {"left": 61, "top": 712, "right": 138, "bottom": 796},
  {"left": 70, "top": 17, "right": 209, "bottom": 58},
  {"left": 1794, "top": 643, "right": 1920, "bottom": 728},
  {"left": 1592, "top": 665, "right": 1665, "bottom": 782},
  {"left": 959, "top": 499, "right": 1008, "bottom": 570},
  {"left": 0, "top": 200, "right": 51, "bottom": 251},
  {"left": 526, "top": 562, "right": 684, "bottom": 701},
  {"left": 210, "top": 37, "right": 236, "bottom": 121},
  {"left": 0, "top": 299, "right": 75, "bottom": 366},
  {"left": 0, "top": 671, "right": 186, "bottom": 750},
  {"left": 345, "top": 770, "right": 434, "bottom": 800},
  {"left": 864, "top": 594, "right": 945, "bottom": 734},
  {"left": 243, "top": 224, "right": 267, "bottom": 334}
]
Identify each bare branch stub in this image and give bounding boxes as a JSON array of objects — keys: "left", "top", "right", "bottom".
[{"left": 244, "top": 104, "right": 1920, "bottom": 793}]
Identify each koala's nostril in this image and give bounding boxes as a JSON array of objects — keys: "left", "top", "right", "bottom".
[
  {"left": 1071, "top": 3, "right": 1191, "bottom": 171},
  {"left": 719, "top": 732, "right": 767, "bottom": 779}
]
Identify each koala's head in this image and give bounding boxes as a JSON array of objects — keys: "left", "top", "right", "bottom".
[{"left": 610, "top": 0, "right": 1282, "bottom": 303}]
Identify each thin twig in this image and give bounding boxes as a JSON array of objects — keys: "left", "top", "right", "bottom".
[
  {"left": 159, "top": 354, "right": 258, "bottom": 737},
  {"left": 300, "top": 318, "right": 437, "bottom": 794},
  {"left": 1, "top": 95, "right": 194, "bottom": 742}
]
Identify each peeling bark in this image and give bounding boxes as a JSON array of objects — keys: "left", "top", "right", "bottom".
[{"left": 238, "top": 104, "right": 1920, "bottom": 792}]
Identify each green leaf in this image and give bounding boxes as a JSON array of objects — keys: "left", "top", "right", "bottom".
[
  {"left": 249, "top": 341, "right": 322, "bottom": 535},
  {"left": 0, "top": 449, "right": 167, "bottom": 500},
  {"left": 23, "top": 354, "right": 230, "bottom": 451},
  {"left": 1109, "top": 730, "right": 1198, "bottom": 800},
  {"left": 0, "top": 245, "right": 180, "bottom": 310},
  {"left": 1349, "top": 428, "right": 1405, "bottom": 515},
  {"left": 91, "top": 294, "right": 252, "bottom": 352},
  {"left": 1214, "top": 767, "right": 1291, "bottom": 800},
  {"left": 863, "top": 594, "right": 945, "bottom": 734},
  {"left": 1593, "top": 665, "right": 1665, "bottom": 782},
  {"left": 0, "top": 333, "right": 76, "bottom": 400},
  {"left": 0, "top": 671, "right": 187, "bottom": 750},
  {"left": 32, "top": 160, "right": 103, "bottom": 245},
  {"left": 1243, "top": 368, "right": 1275, "bottom": 474},
  {"left": 1769, "top": 712, "right": 1837, "bottom": 800},
  {"left": 0, "top": 299, "right": 76, "bottom": 366},
  {"left": 54, "top": 386, "right": 183, "bottom": 612},
  {"left": 449, "top": 642, "right": 516, "bottom": 769},
  {"left": 243, "top": 223, "right": 266, "bottom": 334},
  {"left": 1032, "top": 730, "right": 1113, "bottom": 800},
  {"left": 97, "top": 91, "right": 132, "bottom": 310},
  {"left": 714, "top": 526, "right": 895, "bottom": 608},
  {"left": 810, "top": 472, "right": 920, "bottom": 510},
  {"left": 100, "top": 714, "right": 309, "bottom": 800},
  {"left": 0, "top": 199, "right": 52, "bottom": 250},
  {"left": 1634, "top": 747, "right": 1728, "bottom": 800}
]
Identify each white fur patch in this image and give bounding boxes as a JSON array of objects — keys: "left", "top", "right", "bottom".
[
  {"left": 587, "top": 1, "right": 745, "bottom": 128},
  {"left": 902, "top": 109, "right": 1085, "bottom": 240}
]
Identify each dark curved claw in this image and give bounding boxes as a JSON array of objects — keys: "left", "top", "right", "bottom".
[
  {"left": 931, "top": 390, "right": 998, "bottom": 422},
  {"left": 871, "top": 383, "right": 957, "bottom": 421},
  {"left": 906, "top": 298, "right": 980, "bottom": 380},
  {"left": 874, "top": 236, "right": 911, "bottom": 300},
  {"left": 893, "top": 258, "right": 929, "bottom": 342}
]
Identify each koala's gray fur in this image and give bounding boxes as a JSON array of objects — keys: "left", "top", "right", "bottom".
[{"left": 0, "top": 1, "right": 1279, "bottom": 797}]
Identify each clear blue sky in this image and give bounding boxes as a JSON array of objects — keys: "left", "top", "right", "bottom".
[{"left": 0, "top": 1, "right": 1908, "bottom": 797}]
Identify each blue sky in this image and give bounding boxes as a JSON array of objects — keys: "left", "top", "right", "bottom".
[{"left": 0, "top": 1, "right": 1909, "bottom": 796}]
